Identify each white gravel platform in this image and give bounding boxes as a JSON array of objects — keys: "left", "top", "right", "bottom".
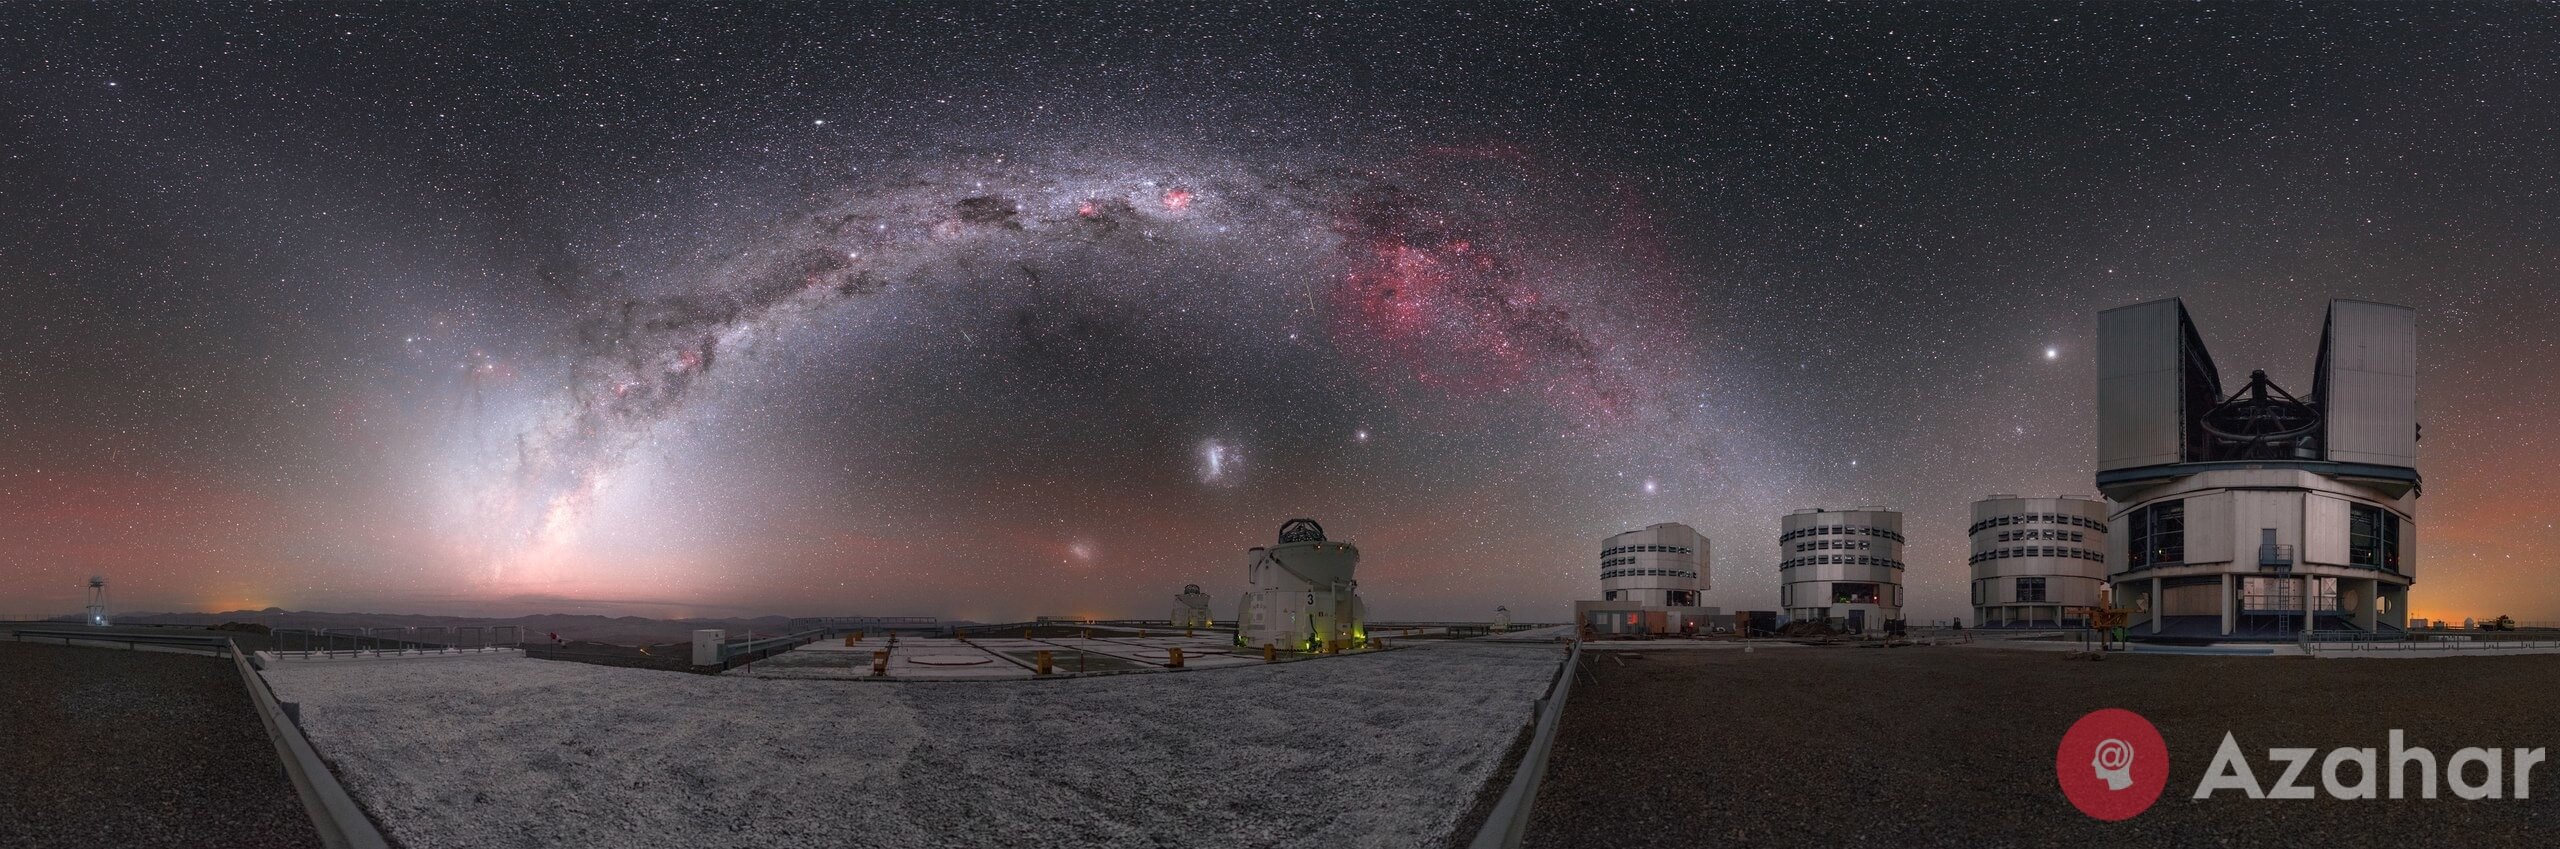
[
  {"left": 262, "top": 640, "right": 1564, "bottom": 848},
  {"left": 736, "top": 635, "right": 1269, "bottom": 680}
]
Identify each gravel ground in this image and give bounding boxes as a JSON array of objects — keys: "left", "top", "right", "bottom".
[
  {"left": 1526, "top": 646, "right": 2560, "bottom": 848},
  {"left": 0, "top": 642, "right": 322, "bottom": 849},
  {"left": 263, "top": 640, "right": 1565, "bottom": 848}
]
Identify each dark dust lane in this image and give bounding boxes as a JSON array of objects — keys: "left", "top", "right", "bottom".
[
  {"left": 1527, "top": 647, "right": 2560, "bottom": 849},
  {"left": 0, "top": 642, "right": 322, "bottom": 849}
]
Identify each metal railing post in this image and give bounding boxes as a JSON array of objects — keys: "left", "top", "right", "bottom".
[{"left": 228, "top": 638, "right": 391, "bottom": 849}]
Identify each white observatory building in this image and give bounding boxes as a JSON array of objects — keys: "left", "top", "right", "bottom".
[
  {"left": 1572, "top": 522, "right": 1717, "bottom": 636},
  {"left": 1969, "top": 495, "right": 2112, "bottom": 628},
  {"left": 2096, "top": 298, "right": 2418, "bottom": 637},
  {"left": 1232, "top": 519, "right": 1367, "bottom": 651},
  {"left": 1778, "top": 507, "right": 1905, "bottom": 633},
  {"left": 1170, "top": 584, "right": 1214, "bottom": 628}
]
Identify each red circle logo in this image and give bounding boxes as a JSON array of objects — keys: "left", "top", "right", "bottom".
[{"left": 2055, "top": 708, "right": 2169, "bottom": 821}]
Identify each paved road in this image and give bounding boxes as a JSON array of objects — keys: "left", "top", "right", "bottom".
[
  {"left": 0, "top": 642, "right": 321, "bottom": 849},
  {"left": 1528, "top": 645, "right": 2560, "bottom": 847}
]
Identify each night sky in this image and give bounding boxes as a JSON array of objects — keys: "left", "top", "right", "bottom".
[{"left": 4, "top": 4, "right": 2556, "bottom": 624}]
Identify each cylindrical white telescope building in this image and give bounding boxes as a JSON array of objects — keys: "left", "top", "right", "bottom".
[
  {"left": 1778, "top": 507, "right": 1904, "bottom": 633},
  {"left": 1599, "top": 522, "right": 1710, "bottom": 607},
  {"left": 1573, "top": 522, "right": 1719, "bottom": 636},
  {"left": 1969, "top": 495, "right": 2112, "bottom": 628}
]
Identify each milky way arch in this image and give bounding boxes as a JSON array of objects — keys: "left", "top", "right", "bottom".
[{"left": 480, "top": 150, "right": 1658, "bottom": 580}]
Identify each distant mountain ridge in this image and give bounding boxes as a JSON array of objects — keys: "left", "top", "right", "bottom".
[{"left": 100, "top": 608, "right": 853, "bottom": 645}]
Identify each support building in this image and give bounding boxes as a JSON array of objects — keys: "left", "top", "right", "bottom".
[{"left": 2095, "top": 298, "right": 2418, "bottom": 638}]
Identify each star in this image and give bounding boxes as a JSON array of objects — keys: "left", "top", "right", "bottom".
[{"left": 3, "top": 4, "right": 2537, "bottom": 629}]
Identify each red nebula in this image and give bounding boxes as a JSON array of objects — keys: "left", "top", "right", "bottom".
[
  {"left": 1327, "top": 188, "right": 1626, "bottom": 426},
  {"left": 1160, "top": 187, "right": 1193, "bottom": 211}
]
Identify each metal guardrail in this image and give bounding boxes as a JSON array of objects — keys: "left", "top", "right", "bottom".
[
  {"left": 2321, "top": 634, "right": 2560, "bottom": 652},
  {"left": 231, "top": 640, "right": 391, "bottom": 849},
  {"left": 949, "top": 619, "right": 1233, "bottom": 636},
  {"left": 945, "top": 619, "right": 1551, "bottom": 638},
  {"left": 2, "top": 627, "right": 391, "bottom": 847},
  {"left": 719, "top": 628, "right": 828, "bottom": 661},
  {"left": 787, "top": 616, "right": 940, "bottom": 631},
  {"left": 6, "top": 629, "right": 239, "bottom": 655},
  {"left": 272, "top": 626, "right": 523, "bottom": 657},
  {"left": 1469, "top": 639, "right": 1583, "bottom": 849},
  {"left": 703, "top": 629, "right": 837, "bottom": 670}
]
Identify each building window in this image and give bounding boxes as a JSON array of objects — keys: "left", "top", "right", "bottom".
[
  {"left": 2126, "top": 500, "right": 2185, "bottom": 568},
  {"left": 1830, "top": 582, "right": 1880, "bottom": 605},
  {"left": 2350, "top": 504, "right": 2403, "bottom": 571},
  {"left": 2017, "top": 576, "right": 2047, "bottom": 602}
]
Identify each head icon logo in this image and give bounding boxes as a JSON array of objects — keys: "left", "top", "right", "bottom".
[
  {"left": 2092, "top": 738, "right": 2135, "bottom": 790},
  {"left": 2056, "top": 709, "right": 2168, "bottom": 821}
]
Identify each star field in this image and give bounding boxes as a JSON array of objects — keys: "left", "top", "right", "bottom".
[{"left": 2, "top": 4, "right": 2557, "bottom": 624}]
